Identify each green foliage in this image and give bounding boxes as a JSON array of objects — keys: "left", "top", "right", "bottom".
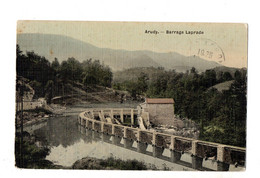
[
  {"left": 115, "top": 66, "right": 247, "bottom": 147},
  {"left": 29, "top": 80, "right": 42, "bottom": 98},
  {"left": 51, "top": 58, "right": 60, "bottom": 71},
  {"left": 82, "top": 59, "right": 113, "bottom": 87},
  {"left": 136, "top": 72, "right": 149, "bottom": 94},
  {"left": 100, "top": 157, "right": 148, "bottom": 170},
  {"left": 16, "top": 45, "right": 113, "bottom": 100},
  {"left": 222, "top": 71, "right": 233, "bottom": 81},
  {"left": 72, "top": 156, "right": 149, "bottom": 170},
  {"left": 112, "top": 72, "right": 148, "bottom": 98},
  {"left": 16, "top": 49, "right": 55, "bottom": 97},
  {"left": 113, "top": 67, "right": 165, "bottom": 83},
  {"left": 15, "top": 135, "right": 53, "bottom": 168},
  {"left": 59, "top": 57, "right": 83, "bottom": 82}
]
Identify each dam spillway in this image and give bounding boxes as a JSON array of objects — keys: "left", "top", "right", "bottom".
[{"left": 78, "top": 108, "right": 246, "bottom": 171}]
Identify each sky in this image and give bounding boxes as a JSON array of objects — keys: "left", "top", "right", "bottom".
[{"left": 17, "top": 21, "right": 248, "bottom": 68}]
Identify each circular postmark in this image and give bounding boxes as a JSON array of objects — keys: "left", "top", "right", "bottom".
[{"left": 190, "top": 38, "right": 225, "bottom": 64}]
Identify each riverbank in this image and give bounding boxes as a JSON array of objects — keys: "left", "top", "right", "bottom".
[
  {"left": 16, "top": 104, "right": 67, "bottom": 127},
  {"left": 72, "top": 156, "right": 152, "bottom": 170}
]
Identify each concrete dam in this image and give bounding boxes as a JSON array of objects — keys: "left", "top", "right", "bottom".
[{"left": 78, "top": 108, "right": 246, "bottom": 171}]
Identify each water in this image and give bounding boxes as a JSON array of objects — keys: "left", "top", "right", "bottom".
[{"left": 24, "top": 102, "right": 245, "bottom": 171}]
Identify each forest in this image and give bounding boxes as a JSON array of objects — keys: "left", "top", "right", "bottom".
[
  {"left": 16, "top": 45, "right": 113, "bottom": 103},
  {"left": 113, "top": 67, "right": 247, "bottom": 147},
  {"left": 16, "top": 44, "right": 247, "bottom": 147}
]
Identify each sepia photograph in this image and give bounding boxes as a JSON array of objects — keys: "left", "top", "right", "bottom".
[{"left": 15, "top": 21, "right": 247, "bottom": 171}]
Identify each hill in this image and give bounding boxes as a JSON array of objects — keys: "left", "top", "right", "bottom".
[
  {"left": 16, "top": 75, "right": 140, "bottom": 106},
  {"left": 209, "top": 80, "right": 234, "bottom": 92},
  {"left": 17, "top": 33, "right": 223, "bottom": 72},
  {"left": 113, "top": 67, "right": 165, "bottom": 83}
]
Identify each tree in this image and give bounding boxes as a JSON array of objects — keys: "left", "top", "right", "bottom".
[
  {"left": 222, "top": 72, "right": 233, "bottom": 81},
  {"left": 234, "top": 70, "right": 242, "bottom": 81},
  {"left": 190, "top": 67, "right": 197, "bottom": 74},
  {"left": 44, "top": 80, "right": 55, "bottom": 104},
  {"left": 51, "top": 58, "right": 60, "bottom": 71},
  {"left": 136, "top": 72, "right": 149, "bottom": 94},
  {"left": 201, "top": 69, "right": 217, "bottom": 88},
  {"left": 59, "top": 58, "right": 83, "bottom": 82},
  {"left": 81, "top": 59, "right": 113, "bottom": 87},
  {"left": 16, "top": 48, "right": 55, "bottom": 97}
]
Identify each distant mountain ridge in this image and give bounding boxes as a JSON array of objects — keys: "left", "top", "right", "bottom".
[{"left": 17, "top": 33, "right": 225, "bottom": 72}]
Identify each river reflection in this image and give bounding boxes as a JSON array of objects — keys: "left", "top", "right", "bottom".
[{"left": 29, "top": 116, "right": 194, "bottom": 170}]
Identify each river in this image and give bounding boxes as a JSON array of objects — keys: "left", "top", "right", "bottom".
[{"left": 23, "top": 102, "right": 244, "bottom": 171}]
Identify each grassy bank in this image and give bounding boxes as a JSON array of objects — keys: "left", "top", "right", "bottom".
[{"left": 72, "top": 156, "right": 155, "bottom": 170}]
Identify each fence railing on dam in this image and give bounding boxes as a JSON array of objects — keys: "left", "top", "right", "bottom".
[{"left": 78, "top": 108, "right": 246, "bottom": 171}]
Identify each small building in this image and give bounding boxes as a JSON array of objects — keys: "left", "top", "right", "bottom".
[
  {"left": 139, "top": 98, "right": 175, "bottom": 126},
  {"left": 16, "top": 98, "right": 47, "bottom": 111}
]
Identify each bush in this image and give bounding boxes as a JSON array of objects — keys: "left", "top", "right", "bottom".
[{"left": 15, "top": 134, "right": 53, "bottom": 168}]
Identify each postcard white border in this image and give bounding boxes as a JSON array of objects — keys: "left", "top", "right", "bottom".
[{"left": 0, "top": 0, "right": 259, "bottom": 178}]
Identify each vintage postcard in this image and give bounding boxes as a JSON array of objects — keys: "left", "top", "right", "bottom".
[{"left": 15, "top": 21, "right": 247, "bottom": 171}]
